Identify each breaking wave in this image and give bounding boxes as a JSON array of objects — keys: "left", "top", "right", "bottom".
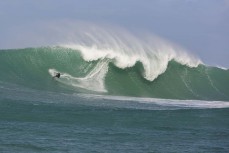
[{"left": 0, "top": 46, "right": 228, "bottom": 101}]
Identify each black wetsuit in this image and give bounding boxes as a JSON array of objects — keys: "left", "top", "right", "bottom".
[{"left": 55, "top": 73, "right": 61, "bottom": 78}]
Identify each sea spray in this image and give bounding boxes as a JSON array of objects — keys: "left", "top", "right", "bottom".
[{"left": 61, "top": 25, "right": 201, "bottom": 81}]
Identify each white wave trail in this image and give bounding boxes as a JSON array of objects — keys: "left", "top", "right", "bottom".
[
  {"left": 48, "top": 60, "right": 108, "bottom": 92},
  {"left": 77, "top": 94, "right": 229, "bottom": 109},
  {"left": 60, "top": 25, "right": 202, "bottom": 81}
]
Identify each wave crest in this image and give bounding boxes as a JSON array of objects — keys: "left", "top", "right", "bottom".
[{"left": 60, "top": 26, "right": 201, "bottom": 81}]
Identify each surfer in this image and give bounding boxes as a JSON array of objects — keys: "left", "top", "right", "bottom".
[{"left": 53, "top": 72, "right": 61, "bottom": 78}]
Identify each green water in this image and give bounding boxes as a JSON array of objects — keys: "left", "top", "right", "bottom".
[
  {"left": 0, "top": 47, "right": 228, "bottom": 100},
  {"left": 0, "top": 47, "right": 228, "bottom": 152}
]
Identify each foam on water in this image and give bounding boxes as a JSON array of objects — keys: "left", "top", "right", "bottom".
[{"left": 77, "top": 94, "right": 229, "bottom": 109}]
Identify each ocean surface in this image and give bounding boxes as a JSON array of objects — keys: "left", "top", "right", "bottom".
[{"left": 0, "top": 46, "right": 229, "bottom": 152}]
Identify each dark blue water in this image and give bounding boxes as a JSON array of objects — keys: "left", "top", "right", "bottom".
[{"left": 0, "top": 92, "right": 229, "bottom": 152}]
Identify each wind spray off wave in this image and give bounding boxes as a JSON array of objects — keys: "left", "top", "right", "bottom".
[
  {"left": 0, "top": 25, "right": 228, "bottom": 101},
  {"left": 61, "top": 26, "right": 201, "bottom": 81}
]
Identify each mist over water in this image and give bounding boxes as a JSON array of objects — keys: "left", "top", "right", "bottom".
[{"left": 60, "top": 24, "right": 202, "bottom": 81}]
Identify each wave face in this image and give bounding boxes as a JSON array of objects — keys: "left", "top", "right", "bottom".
[{"left": 0, "top": 47, "right": 228, "bottom": 101}]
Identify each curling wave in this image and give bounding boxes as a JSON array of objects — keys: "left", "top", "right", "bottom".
[{"left": 0, "top": 47, "right": 228, "bottom": 101}]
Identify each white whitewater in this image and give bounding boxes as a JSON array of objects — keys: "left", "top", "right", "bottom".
[
  {"left": 48, "top": 59, "right": 108, "bottom": 92},
  {"left": 61, "top": 25, "right": 202, "bottom": 81},
  {"left": 77, "top": 94, "right": 229, "bottom": 109}
]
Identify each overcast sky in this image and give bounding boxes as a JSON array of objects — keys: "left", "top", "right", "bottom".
[{"left": 0, "top": 0, "right": 229, "bottom": 67}]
